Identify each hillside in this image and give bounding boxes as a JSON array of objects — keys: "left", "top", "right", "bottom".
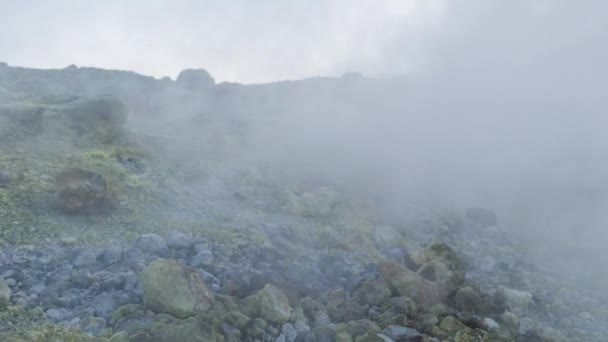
[{"left": 0, "top": 63, "right": 606, "bottom": 341}]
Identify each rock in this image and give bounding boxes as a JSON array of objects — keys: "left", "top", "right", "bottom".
[
  {"left": 55, "top": 168, "right": 118, "bottom": 214},
  {"left": 0, "top": 170, "right": 11, "bottom": 187},
  {"left": 353, "top": 279, "right": 391, "bottom": 306},
  {"left": 98, "top": 247, "right": 123, "bottom": 266},
  {"left": 176, "top": 69, "right": 215, "bottom": 90},
  {"left": 314, "top": 324, "right": 337, "bottom": 342},
  {"left": 109, "top": 331, "right": 129, "bottom": 342},
  {"left": 381, "top": 325, "right": 423, "bottom": 342},
  {"left": 282, "top": 323, "right": 298, "bottom": 342},
  {"left": 336, "top": 330, "right": 354, "bottom": 342},
  {"left": 465, "top": 208, "right": 497, "bottom": 227},
  {"left": 451, "top": 286, "right": 482, "bottom": 313},
  {"left": 482, "top": 317, "right": 499, "bottom": 331},
  {"left": 0, "top": 278, "right": 11, "bottom": 308},
  {"left": 494, "top": 286, "right": 533, "bottom": 314},
  {"left": 149, "top": 316, "right": 218, "bottom": 342},
  {"left": 165, "top": 230, "right": 195, "bottom": 250},
  {"left": 60, "top": 236, "right": 79, "bottom": 246},
  {"left": 242, "top": 284, "right": 292, "bottom": 324},
  {"left": 374, "top": 226, "right": 403, "bottom": 249},
  {"left": 73, "top": 249, "right": 98, "bottom": 268},
  {"left": 139, "top": 259, "right": 213, "bottom": 318},
  {"left": 190, "top": 249, "right": 214, "bottom": 267},
  {"left": 407, "top": 243, "right": 465, "bottom": 300},
  {"left": 135, "top": 234, "right": 169, "bottom": 255},
  {"left": 439, "top": 315, "right": 471, "bottom": 335},
  {"left": 378, "top": 260, "right": 439, "bottom": 310},
  {"left": 80, "top": 316, "right": 107, "bottom": 336},
  {"left": 46, "top": 307, "right": 70, "bottom": 321}
]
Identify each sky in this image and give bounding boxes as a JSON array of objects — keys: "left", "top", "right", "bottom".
[
  {"left": 1, "top": 0, "right": 446, "bottom": 83},
  {"left": 2, "top": 1, "right": 607, "bottom": 83}
]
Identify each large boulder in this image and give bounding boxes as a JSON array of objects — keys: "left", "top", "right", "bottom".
[
  {"left": 378, "top": 260, "right": 439, "bottom": 311},
  {"left": 149, "top": 316, "right": 220, "bottom": 342},
  {"left": 493, "top": 286, "right": 534, "bottom": 314},
  {"left": 55, "top": 168, "right": 118, "bottom": 214},
  {"left": 176, "top": 69, "right": 215, "bottom": 90},
  {"left": 139, "top": 259, "right": 213, "bottom": 318},
  {"left": 407, "top": 243, "right": 465, "bottom": 300},
  {"left": 379, "top": 243, "right": 465, "bottom": 310},
  {"left": 242, "top": 284, "right": 292, "bottom": 324}
]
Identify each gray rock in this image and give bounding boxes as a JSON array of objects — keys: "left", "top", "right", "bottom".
[
  {"left": 190, "top": 249, "right": 214, "bottom": 267},
  {"left": 98, "top": 246, "right": 123, "bottom": 266},
  {"left": 313, "top": 325, "right": 336, "bottom": 342},
  {"left": 382, "top": 325, "right": 423, "bottom": 341},
  {"left": 0, "top": 170, "right": 11, "bottom": 186},
  {"left": 73, "top": 250, "right": 98, "bottom": 268},
  {"left": 282, "top": 323, "right": 298, "bottom": 342},
  {"left": 295, "top": 321, "right": 311, "bottom": 335},
  {"left": 0, "top": 278, "right": 11, "bottom": 308},
  {"left": 140, "top": 258, "right": 213, "bottom": 318},
  {"left": 81, "top": 316, "right": 107, "bottom": 335},
  {"left": 135, "top": 234, "right": 169, "bottom": 255},
  {"left": 46, "top": 308, "right": 70, "bottom": 321},
  {"left": 494, "top": 286, "right": 534, "bottom": 314},
  {"left": 242, "top": 284, "right": 292, "bottom": 324},
  {"left": 91, "top": 293, "right": 119, "bottom": 318},
  {"left": 165, "top": 230, "right": 195, "bottom": 250}
]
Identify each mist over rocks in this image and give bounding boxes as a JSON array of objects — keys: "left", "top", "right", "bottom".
[{"left": 0, "top": 63, "right": 606, "bottom": 341}]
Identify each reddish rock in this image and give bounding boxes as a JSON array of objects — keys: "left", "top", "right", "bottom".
[{"left": 55, "top": 168, "right": 117, "bottom": 214}]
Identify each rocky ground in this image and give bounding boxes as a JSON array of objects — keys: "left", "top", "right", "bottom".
[{"left": 0, "top": 64, "right": 607, "bottom": 341}]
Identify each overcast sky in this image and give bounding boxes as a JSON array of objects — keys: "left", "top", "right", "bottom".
[{"left": 0, "top": 0, "right": 606, "bottom": 83}]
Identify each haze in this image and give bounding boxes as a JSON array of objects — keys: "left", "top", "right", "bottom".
[{"left": 1, "top": 0, "right": 607, "bottom": 340}]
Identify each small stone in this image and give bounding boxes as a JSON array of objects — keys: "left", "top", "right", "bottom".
[
  {"left": 381, "top": 325, "right": 423, "bottom": 341},
  {"left": 482, "top": 317, "right": 500, "bottom": 331},
  {"left": 46, "top": 308, "right": 70, "bottom": 321},
  {"left": 60, "top": 236, "right": 78, "bottom": 246},
  {"left": 190, "top": 249, "right": 214, "bottom": 267},
  {"left": 98, "top": 247, "right": 123, "bottom": 266},
  {"left": 0, "top": 278, "right": 11, "bottom": 308}
]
